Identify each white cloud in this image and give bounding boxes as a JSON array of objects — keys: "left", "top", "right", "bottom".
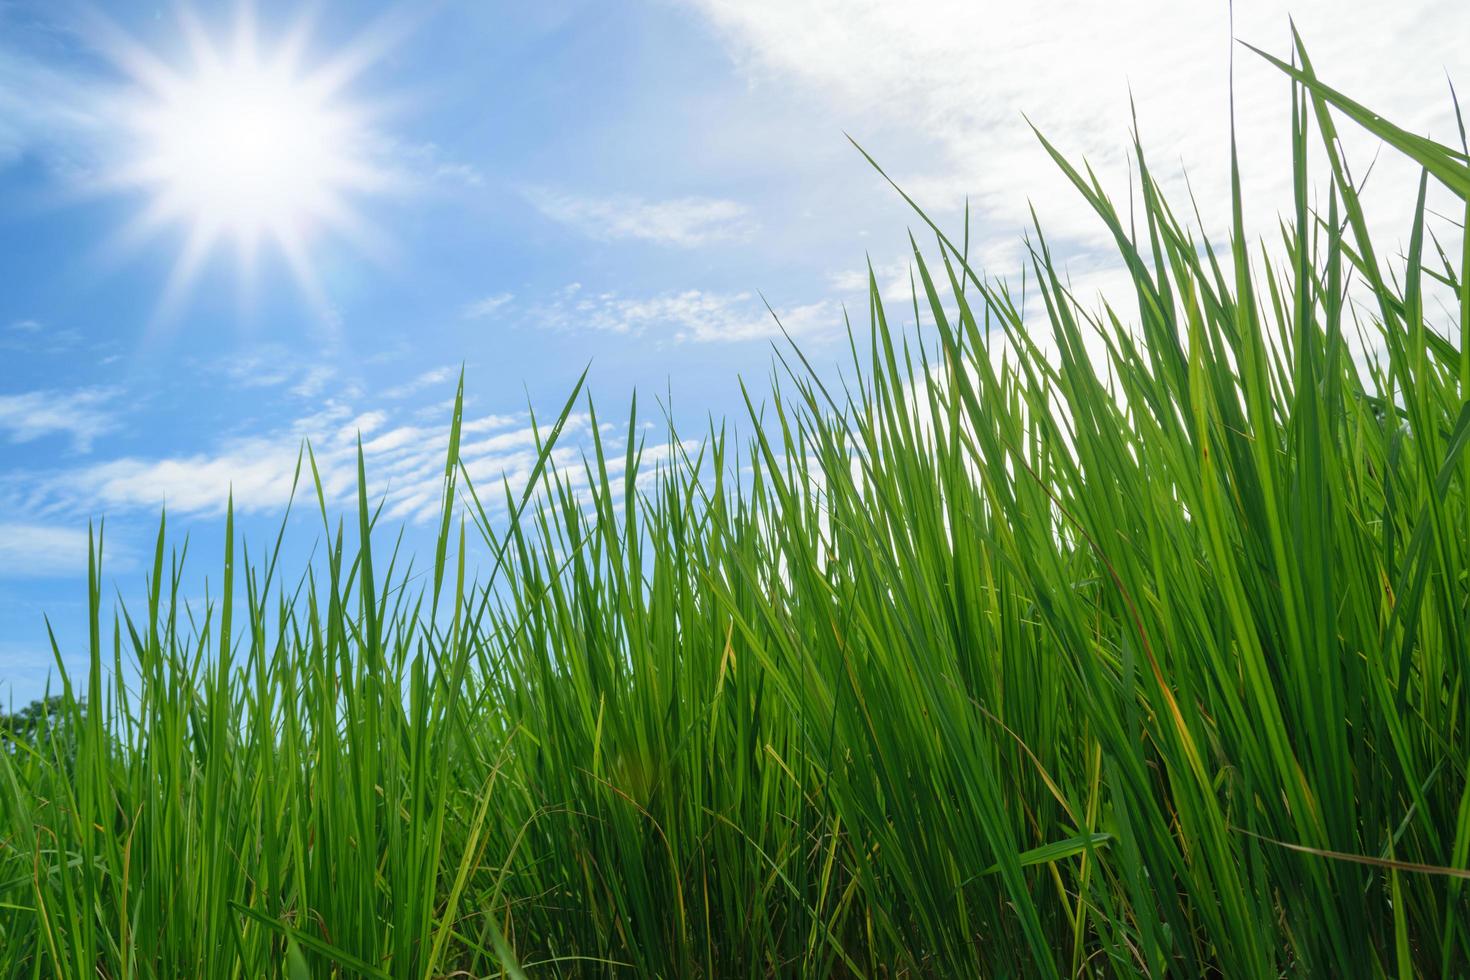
[
  {"left": 462, "top": 292, "right": 514, "bottom": 319},
  {"left": 528, "top": 190, "right": 755, "bottom": 247},
  {"left": 0, "top": 318, "right": 85, "bottom": 355},
  {"left": 392, "top": 140, "right": 486, "bottom": 187},
  {"left": 384, "top": 365, "right": 458, "bottom": 400},
  {"left": 0, "top": 384, "right": 695, "bottom": 553},
  {"left": 0, "top": 523, "right": 96, "bottom": 578},
  {"left": 462, "top": 412, "right": 521, "bottom": 433},
  {"left": 199, "top": 350, "right": 345, "bottom": 399},
  {"left": 532, "top": 284, "right": 839, "bottom": 342},
  {"left": 290, "top": 366, "right": 339, "bottom": 399},
  {"left": 0, "top": 387, "right": 120, "bottom": 452},
  {"left": 830, "top": 259, "right": 916, "bottom": 304},
  {"left": 0, "top": 39, "right": 112, "bottom": 177},
  {"left": 10, "top": 394, "right": 628, "bottom": 529},
  {"left": 690, "top": 0, "right": 1470, "bottom": 307}
]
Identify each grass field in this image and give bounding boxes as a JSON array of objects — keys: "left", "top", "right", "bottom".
[{"left": 5, "top": 37, "right": 1470, "bottom": 977}]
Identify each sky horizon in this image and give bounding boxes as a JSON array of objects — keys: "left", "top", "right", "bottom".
[{"left": 4, "top": 0, "right": 1470, "bottom": 703}]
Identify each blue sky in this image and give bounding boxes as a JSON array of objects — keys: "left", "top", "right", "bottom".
[{"left": 4, "top": 0, "right": 1469, "bottom": 703}]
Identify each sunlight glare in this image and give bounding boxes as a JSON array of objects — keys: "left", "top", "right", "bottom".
[{"left": 105, "top": 7, "right": 396, "bottom": 319}]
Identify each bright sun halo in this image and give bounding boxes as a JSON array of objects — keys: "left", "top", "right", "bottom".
[{"left": 107, "top": 7, "right": 394, "bottom": 317}]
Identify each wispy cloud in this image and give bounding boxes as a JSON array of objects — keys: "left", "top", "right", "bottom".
[
  {"left": 532, "top": 284, "right": 838, "bottom": 342},
  {"left": 1, "top": 318, "right": 86, "bottom": 355},
  {"left": 290, "top": 366, "right": 340, "bottom": 399},
  {"left": 384, "top": 365, "right": 458, "bottom": 399},
  {"left": 202, "top": 349, "right": 344, "bottom": 400},
  {"left": 829, "top": 260, "right": 915, "bottom": 303},
  {"left": 0, "top": 386, "right": 121, "bottom": 452},
  {"left": 0, "top": 387, "right": 695, "bottom": 548},
  {"left": 9, "top": 397, "right": 581, "bottom": 528},
  {"left": 461, "top": 292, "right": 514, "bottom": 319},
  {"left": 528, "top": 190, "right": 755, "bottom": 247},
  {"left": 392, "top": 139, "right": 485, "bottom": 188},
  {"left": 691, "top": 0, "right": 1470, "bottom": 295},
  {"left": 0, "top": 38, "right": 113, "bottom": 178},
  {"left": 0, "top": 522, "right": 101, "bottom": 578}
]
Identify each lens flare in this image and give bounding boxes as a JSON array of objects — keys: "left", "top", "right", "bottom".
[{"left": 98, "top": 6, "right": 399, "bottom": 320}]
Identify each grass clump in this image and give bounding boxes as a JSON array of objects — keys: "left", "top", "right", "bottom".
[{"left": 5, "top": 37, "right": 1470, "bottom": 977}]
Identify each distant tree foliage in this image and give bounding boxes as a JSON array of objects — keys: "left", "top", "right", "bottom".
[{"left": 0, "top": 695, "right": 80, "bottom": 759}]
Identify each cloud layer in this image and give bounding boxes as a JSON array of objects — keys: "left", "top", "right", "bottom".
[
  {"left": 529, "top": 190, "right": 755, "bottom": 247},
  {"left": 528, "top": 284, "right": 837, "bottom": 342},
  {"left": 691, "top": 0, "right": 1470, "bottom": 287},
  {"left": 0, "top": 387, "right": 121, "bottom": 452}
]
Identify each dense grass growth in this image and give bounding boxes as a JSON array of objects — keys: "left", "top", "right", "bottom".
[{"left": 6, "top": 40, "right": 1470, "bottom": 976}]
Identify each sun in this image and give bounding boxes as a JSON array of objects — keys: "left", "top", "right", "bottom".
[{"left": 101, "top": 6, "right": 397, "bottom": 319}]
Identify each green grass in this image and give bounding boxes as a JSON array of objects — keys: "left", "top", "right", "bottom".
[{"left": 6, "top": 36, "right": 1470, "bottom": 976}]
